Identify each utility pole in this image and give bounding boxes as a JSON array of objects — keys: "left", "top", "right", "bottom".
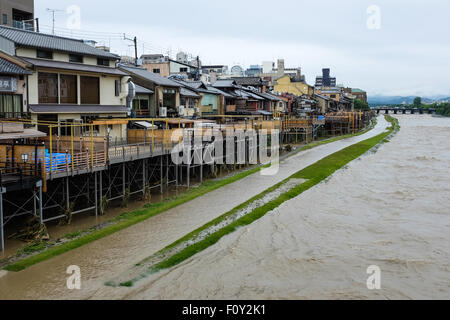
[
  {"left": 196, "top": 55, "right": 200, "bottom": 81},
  {"left": 46, "top": 8, "right": 63, "bottom": 35},
  {"left": 124, "top": 34, "right": 138, "bottom": 66}
]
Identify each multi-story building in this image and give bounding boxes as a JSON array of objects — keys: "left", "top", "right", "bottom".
[
  {"left": 140, "top": 54, "right": 199, "bottom": 80},
  {"left": 245, "top": 65, "right": 262, "bottom": 77},
  {"left": 0, "top": 0, "right": 34, "bottom": 30},
  {"left": 344, "top": 87, "right": 367, "bottom": 103},
  {"left": 0, "top": 26, "right": 131, "bottom": 137},
  {"left": 274, "top": 75, "right": 314, "bottom": 97},
  {"left": 0, "top": 49, "right": 31, "bottom": 119},
  {"left": 261, "top": 59, "right": 304, "bottom": 85},
  {"left": 315, "top": 68, "right": 336, "bottom": 88}
]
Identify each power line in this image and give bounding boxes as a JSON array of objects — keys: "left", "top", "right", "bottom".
[{"left": 35, "top": 24, "right": 201, "bottom": 61}]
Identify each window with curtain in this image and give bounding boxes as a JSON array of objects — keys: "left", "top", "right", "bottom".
[
  {"left": 80, "top": 76, "right": 100, "bottom": 104},
  {"left": 38, "top": 72, "right": 58, "bottom": 103},
  {"left": 60, "top": 74, "right": 77, "bottom": 104},
  {"left": 0, "top": 94, "right": 22, "bottom": 118}
]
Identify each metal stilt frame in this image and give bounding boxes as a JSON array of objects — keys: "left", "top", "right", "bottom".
[{"left": 0, "top": 188, "right": 5, "bottom": 253}]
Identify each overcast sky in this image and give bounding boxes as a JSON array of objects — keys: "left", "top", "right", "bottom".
[{"left": 35, "top": 0, "right": 450, "bottom": 97}]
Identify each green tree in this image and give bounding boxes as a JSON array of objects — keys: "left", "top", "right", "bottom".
[
  {"left": 353, "top": 99, "right": 370, "bottom": 111},
  {"left": 413, "top": 97, "right": 422, "bottom": 108},
  {"left": 437, "top": 102, "right": 450, "bottom": 117}
]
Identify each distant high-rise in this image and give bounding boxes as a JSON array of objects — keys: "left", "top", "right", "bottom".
[{"left": 315, "top": 68, "right": 336, "bottom": 87}]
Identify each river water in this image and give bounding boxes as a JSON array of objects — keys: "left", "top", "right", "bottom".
[
  {"left": 0, "top": 115, "right": 448, "bottom": 300},
  {"left": 120, "top": 115, "right": 450, "bottom": 300}
]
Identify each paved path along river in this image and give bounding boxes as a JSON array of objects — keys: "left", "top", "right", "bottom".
[{"left": 0, "top": 117, "right": 390, "bottom": 300}]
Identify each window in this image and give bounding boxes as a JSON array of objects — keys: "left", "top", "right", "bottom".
[
  {"left": 80, "top": 76, "right": 100, "bottom": 104},
  {"left": 180, "top": 67, "right": 188, "bottom": 72},
  {"left": 81, "top": 115, "right": 100, "bottom": 133},
  {"left": 115, "top": 80, "right": 120, "bottom": 97},
  {"left": 152, "top": 69, "right": 160, "bottom": 74},
  {"left": 0, "top": 94, "right": 22, "bottom": 118},
  {"left": 2, "top": 14, "right": 7, "bottom": 25},
  {"left": 60, "top": 74, "right": 77, "bottom": 104},
  {"left": 37, "top": 50, "right": 53, "bottom": 60},
  {"left": 69, "top": 54, "right": 83, "bottom": 63},
  {"left": 38, "top": 72, "right": 58, "bottom": 103},
  {"left": 97, "top": 58, "right": 110, "bottom": 66},
  {"left": 330, "top": 94, "right": 336, "bottom": 98}
]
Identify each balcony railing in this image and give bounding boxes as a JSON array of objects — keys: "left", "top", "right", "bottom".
[{"left": 12, "top": 20, "right": 35, "bottom": 31}]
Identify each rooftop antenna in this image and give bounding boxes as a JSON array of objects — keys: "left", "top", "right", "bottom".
[{"left": 46, "top": 8, "right": 64, "bottom": 35}]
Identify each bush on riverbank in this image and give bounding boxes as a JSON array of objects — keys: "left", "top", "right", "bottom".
[{"left": 436, "top": 103, "right": 450, "bottom": 117}]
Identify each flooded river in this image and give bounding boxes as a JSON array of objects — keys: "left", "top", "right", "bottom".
[
  {"left": 120, "top": 115, "right": 450, "bottom": 300},
  {"left": 0, "top": 115, "right": 448, "bottom": 300}
]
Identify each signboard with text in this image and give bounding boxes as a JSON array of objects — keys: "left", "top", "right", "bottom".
[{"left": 0, "top": 76, "right": 18, "bottom": 92}]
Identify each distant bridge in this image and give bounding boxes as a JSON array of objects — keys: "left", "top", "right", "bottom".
[{"left": 373, "top": 107, "right": 436, "bottom": 115}]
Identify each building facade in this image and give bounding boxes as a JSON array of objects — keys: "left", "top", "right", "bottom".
[
  {"left": 0, "top": 26, "right": 130, "bottom": 138},
  {"left": 274, "top": 75, "right": 314, "bottom": 97},
  {"left": 0, "top": 0, "right": 34, "bottom": 30}
]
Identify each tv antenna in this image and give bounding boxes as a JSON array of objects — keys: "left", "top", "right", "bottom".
[{"left": 46, "top": 8, "right": 64, "bottom": 34}]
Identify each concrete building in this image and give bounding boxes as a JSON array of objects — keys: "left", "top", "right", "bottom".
[
  {"left": 344, "top": 87, "right": 367, "bottom": 103},
  {"left": 140, "top": 54, "right": 199, "bottom": 80},
  {"left": 261, "top": 59, "right": 304, "bottom": 85},
  {"left": 201, "top": 65, "right": 228, "bottom": 83},
  {"left": 0, "top": 0, "right": 34, "bottom": 30},
  {"left": 274, "top": 75, "right": 314, "bottom": 97},
  {"left": 245, "top": 65, "right": 262, "bottom": 77},
  {"left": 315, "top": 68, "right": 337, "bottom": 88}
]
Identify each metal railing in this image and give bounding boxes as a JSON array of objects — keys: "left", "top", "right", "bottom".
[{"left": 0, "top": 162, "right": 42, "bottom": 189}]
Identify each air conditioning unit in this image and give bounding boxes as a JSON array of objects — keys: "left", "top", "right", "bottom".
[{"left": 159, "top": 107, "right": 167, "bottom": 118}]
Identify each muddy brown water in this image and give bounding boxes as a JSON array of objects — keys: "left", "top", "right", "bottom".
[
  {"left": 0, "top": 116, "right": 426, "bottom": 300},
  {"left": 119, "top": 115, "right": 450, "bottom": 300}
]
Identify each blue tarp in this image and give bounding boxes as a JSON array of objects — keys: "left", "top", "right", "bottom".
[{"left": 45, "top": 150, "right": 71, "bottom": 172}]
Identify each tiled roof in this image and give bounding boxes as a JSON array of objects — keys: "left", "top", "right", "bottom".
[
  {"left": 205, "top": 86, "right": 235, "bottom": 98},
  {"left": 255, "top": 92, "right": 281, "bottom": 101},
  {"left": 212, "top": 79, "right": 237, "bottom": 88},
  {"left": 0, "top": 26, "right": 119, "bottom": 59},
  {"left": 29, "top": 104, "right": 128, "bottom": 114},
  {"left": 134, "top": 84, "right": 154, "bottom": 94},
  {"left": 120, "top": 65, "right": 182, "bottom": 87},
  {"left": 180, "top": 87, "right": 200, "bottom": 98},
  {"left": 231, "top": 77, "right": 263, "bottom": 86},
  {"left": 22, "top": 57, "right": 128, "bottom": 76},
  {"left": 0, "top": 57, "right": 31, "bottom": 75}
]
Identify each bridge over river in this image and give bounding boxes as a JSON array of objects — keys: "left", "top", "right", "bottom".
[{"left": 373, "top": 107, "right": 436, "bottom": 115}]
